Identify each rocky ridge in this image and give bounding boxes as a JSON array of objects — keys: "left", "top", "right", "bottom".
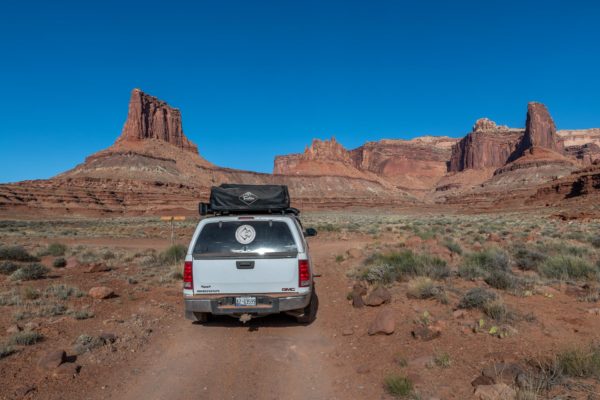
[{"left": 0, "top": 90, "right": 599, "bottom": 216}]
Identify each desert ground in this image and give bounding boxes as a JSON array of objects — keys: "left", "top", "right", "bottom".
[{"left": 1, "top": 210, "right": 600, "bottom": 400}]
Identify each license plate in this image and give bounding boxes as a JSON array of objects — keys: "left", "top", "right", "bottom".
[{"left": 235, "top": 296, "right": 256, "bottom": 307}]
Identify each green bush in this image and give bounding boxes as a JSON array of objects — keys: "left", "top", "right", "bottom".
[
  {"left": 45, "top": 284, "right": 84, "bottom": 300},
  {"left": 485, "top": 270, "right": 518, "bottom": 290},
  {"left": 10, "top": 263, "right": 49, "bottom": 281},
  {"left": 0, "top": 246, "right": 39, "bottom": 262},
  {"left": 459, "top": 248, "right": 509, "bottom": 279},
  {"left": 71, "top": 310, "right": 94, "bottom": 320},
  {"left": 160, "top": 244, "right": 187, "bottom": 265},
  {"left": 557, "top": 345, "right": 600, "bottom": 378},
  {"left": 483, "top": 300, "right": 509, "bottom": 322},
  {"left": 384, "top": 374, "right": 414, "bottom": 397},
  {"left": 360, "top": 250, "right": 449, "bottom": 284},
  {"left": 53, "top": 257, "right": 67, "bottom": 268},
  {"left": 513, "top": 246, "right": 546, "bottom": 271},
  {"left": 45, "top": 243, "right": 67, "bottom": 257},
  {"left": 0, "top": 261, "right": 19, "bottom": 275},
  {"left": 442, "top": 238, "right": 462, "bottom": 255},
  {"left": 8, "top": 331, "right": 43, "bottom": 346},
  {"left": 539, "top": 255, "right": 598, "bottom": 281},
  {"left": 458, "top": 287, "right": 497, "bottom": 309},
  {"left": 73, "top": 334, "right": 105, "bottom": 354}
]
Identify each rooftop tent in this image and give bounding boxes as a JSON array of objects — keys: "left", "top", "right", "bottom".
[{"left": 201, "top": 184, "right": 293, "bottom": 215}]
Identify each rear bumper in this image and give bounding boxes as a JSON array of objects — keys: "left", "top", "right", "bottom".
[{"left": 184, "top": 292, "right": 311, "bottom": 319}]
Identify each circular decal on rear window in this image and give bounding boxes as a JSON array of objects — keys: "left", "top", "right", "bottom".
[{"left": 235, "top": 225, "right": 256, "bottom": 244}]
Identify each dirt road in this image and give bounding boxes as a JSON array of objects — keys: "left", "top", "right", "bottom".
[{"left": 93, "top": 241, "right": 354, "bottom": 400}]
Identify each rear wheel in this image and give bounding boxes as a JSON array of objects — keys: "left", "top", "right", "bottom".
[
  {"left": 296, "top": 290, "right": 318, "bottom": 324},
  {"left": 193, "top": 312, "right": 209, "bottom": 323}
]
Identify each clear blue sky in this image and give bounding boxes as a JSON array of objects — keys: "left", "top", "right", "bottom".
[{"left": 1, "top": 0, "right": 599, "bottom": 183}]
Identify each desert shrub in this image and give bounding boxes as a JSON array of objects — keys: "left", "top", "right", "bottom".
[
  {"left": 406, "top": 277, "right": 446, "bottom": 303},
  {"left": 160, "top": 244, "right": 187, "bottom": 265},
  {"left": 73, "top": 334, "right": 105, "bottom": 354},
  {"left": 0, "top": 290, "right": 21, "bottom": 306},
  {"left": 539, "top": 255, "right": 598, "bottom": 281},
  {"left": 485, "top": 270, "right": 518, "bottom": 290},
  {"left": 10, "top": 263, "right": 49, "bottom": 281},
  {"left": 22, "top": 286, "right": 40, "bottom": 300},
  {"left": 0, "top": 344, "right": 17, "bottom": 359},
  {"left": 458, "top": 287, "right": 497, "bottom": 309},
  {"left": 53, "top": 257, "right": 67, "bottom": 268},
  {"left": 0, "top": 261, "right": 19, "bottom": 275},
  {"left": 384, "top": 374, "right": 414, "bottom": 397},
  {"left": 45, "top": 284, "right": 84, "bottom": 300},
  {"left": 71, "top": 310, "right": 94, "bottom": 320},
  {"left": 556, "top": 344, "right": 600, "bottom": 378},
  {"left": 513, "top": 246, "right": 546, "bottom": 271},
  {"left": 335, "top": 255, "right": 344, "bottom": 263},
  {"left": 442, "top": 238, "right": 462, "bottom": 255},
  {"left": 8, "top": 331, "right": 43, "bottom": 346},
  {"left": 434, "top": 352, "right": 451, "bottom": 368},
  {"left": 44, "top": 243, "right": 67, "bottom": 257},
  {"left": 38, "top": 303, "right": 67, "bottom": 317},
  {"left": 0, "top": 246, "right": 39, "bottom": 262},
  {"left": 459, "top": 248, "right": 509, "bottom": 279},
  {"left": 360, "top": 250, "right": 449, "bottom": 283},
  {"left": 590, "top": 235, "right": 600, "bottom": 249},
  {"left": 101, "top": 250, "right": 116, "bottom": 260},
  {"left": 483, "top": 300, "right": 509, "bottom": 322}
]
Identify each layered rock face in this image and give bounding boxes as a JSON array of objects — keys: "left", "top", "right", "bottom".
[
  {"left": 117, "top": 89, "right": 198, "bottom": 154},
  {"left": 513, "top": 102, "right": 563, "bottom": 158},
  {"left": 448, "top": 119, "right": 523, "bottom": 172},
  {"left": 559, "top": 129, "right": 600, "bottom": 165}
]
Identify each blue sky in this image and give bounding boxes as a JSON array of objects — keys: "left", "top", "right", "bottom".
[{"left": 1, "top": 0, "right": 599, "bottom": 183}]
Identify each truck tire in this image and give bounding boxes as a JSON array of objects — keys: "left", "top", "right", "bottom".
[
  {"left": 193, "top": 312, "right": 209, "bottom": 323},
  {"left": 296, "top": 290, "right": 318, "bottom": 324}
]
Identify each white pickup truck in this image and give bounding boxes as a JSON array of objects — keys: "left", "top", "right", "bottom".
[{"left": 182, "top": 213, "right": 318, "bottom": 323}]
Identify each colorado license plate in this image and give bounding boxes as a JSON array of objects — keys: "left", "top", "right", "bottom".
[{"left": 235, "top": 296, "right": 257, "bottom": 306}]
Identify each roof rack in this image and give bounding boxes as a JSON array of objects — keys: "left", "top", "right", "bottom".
[{"left": 199, "top": 203, "right": 300, "bottom": 216}]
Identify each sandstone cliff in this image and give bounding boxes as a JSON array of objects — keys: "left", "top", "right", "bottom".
[
  {"left": 116, "top": 89, "right": 199, "bottom": 154},
  {"left": 448, "top": 119, "right": 523, "bottom": 172}
]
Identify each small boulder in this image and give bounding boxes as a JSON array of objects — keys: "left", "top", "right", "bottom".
[
  {"left": 482, "top": 363, "right": 524, "bottom": 385},
  {"left": 86, "top": 263, "right": 111, "bottom": 273},
  {"left": 471, "top": 375, "right": 495, "bottom": 387},
  {"left": 14, "top": 385, "right": 36, "bottom": 397},
  {"left": 587, "top": 308, "right": 600, "bottom": 315},
  {"left": 411, "top": 326, "right": 441, "bottom": 341},
  {"left": 473, "top": 383, "right": 516, "bottom": 400},
  {"left": 368, "top": 309, "right": 395, "bottom": 335},
  {"left": 65, "top": 257, "right": 80, "bottom": 269},
  {"left": 99, "top": 332, "right": 117, "bottom": 343},
  {"left": 356, "top": 365, "right": 370, "bottom": 374},
  {"left": 24, "top": 321, "right": 40, "bottom": 331},
  {"left": 341, "top": 328, "right": 354, "bottom": 336},
  {"left": 453, "top": 309, "right": 467, "bottom": 319},
  {"left": 52, "top": 363, "right": 80, "bottom": 379},
  {"left": 38, "top": 350, "right": 66, "bottom": 370},
  {"left": 365, "top": 286, "right": 391, "bottom": 306},
  {"left": 6, "top": 324, "right": 22, "bottom": 334},
  {"left": 351, "top": 282, "right": 367, "bottom": 308},
  {"left": 89, "top": 287, "right": 115, "bottom": 299}
]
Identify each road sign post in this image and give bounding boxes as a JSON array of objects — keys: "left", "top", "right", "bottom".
[{"left": 160, "top": 216, "right": 186, "bottom": 246}]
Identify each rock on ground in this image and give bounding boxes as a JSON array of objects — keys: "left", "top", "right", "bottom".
[
  {"left": 365, "top": 286, "right": 391, "bottom": 306},
  {"left": 38, "top": 350, "right": 66, "bottom": 370},
  {"left": 89, "top": 287, "right": 115, "bottom": 299},
  {"left": 473, "top": 383, "right": 516, "bottom": 400},
  {"left": 368, "top": 309, "right": 395, "bottom": 335}
]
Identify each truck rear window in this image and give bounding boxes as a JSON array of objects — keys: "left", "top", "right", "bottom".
[{"left": 193, "top": 220, "right": 298, "bottom": 257}]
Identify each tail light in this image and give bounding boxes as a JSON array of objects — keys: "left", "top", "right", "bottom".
[
  {"left": 298, "top": 260, "right": 311, "bottom": 287},
  {"left": 183, "top": 261, "right": 193, "bottom": 290}
]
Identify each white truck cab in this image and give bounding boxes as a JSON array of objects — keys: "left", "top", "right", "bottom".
[{"left": 183, "top": 184, "right": 318, "bottom": 323}]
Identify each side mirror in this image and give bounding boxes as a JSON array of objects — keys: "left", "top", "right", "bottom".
[{"left": 304, "top": 228, "right": 317, "bottom": 237}]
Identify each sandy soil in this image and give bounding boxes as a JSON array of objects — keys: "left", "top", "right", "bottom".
[{"left": 2, "top": 219, "right": 600, "bottom": 399}]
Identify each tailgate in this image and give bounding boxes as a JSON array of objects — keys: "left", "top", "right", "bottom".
[{"left": 193, "top": 257, "right": 298, "bottom": 294}]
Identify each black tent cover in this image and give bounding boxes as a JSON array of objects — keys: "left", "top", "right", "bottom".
[{"left": 207, "top": 184, "right": 291, "bottom": 213}]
